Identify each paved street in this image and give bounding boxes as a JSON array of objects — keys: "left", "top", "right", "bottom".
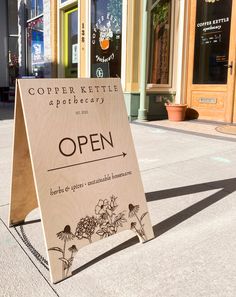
[{"left": 1, "top": 104, "right": 236, "bottom": 297}]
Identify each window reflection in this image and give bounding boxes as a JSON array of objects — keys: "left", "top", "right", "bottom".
[
  {"left": 148, "top": 0, "right": 171, "bottom": 85},
  {"left": 8, "top": 0, "right": 19, "bottom": 86},
  {"left": 26, "top": 0, "right": 44, "bottom": 77},
  {"left": 37, "top": 0, "right": 43, "bottom": 15},
  {"left": 91, "top": 0, "right": 122, "bottom": 78},
  {"left": 193, "top": 0, "right": 232, "bottom": 84},
  {"left": 28, "top": 0, "right": 43, "bottom": 19},
  {"left": 27, "top": 17, "right": 44, "bottom": 77}
]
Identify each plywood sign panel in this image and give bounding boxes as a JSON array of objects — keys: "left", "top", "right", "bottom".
[{"left": 9, "top": 78, "right": 154, "bottom": 284}]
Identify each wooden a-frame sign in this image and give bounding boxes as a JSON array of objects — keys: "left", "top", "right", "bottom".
[{"left": 9, "top": 78, "right": 154, "bottom": 283}]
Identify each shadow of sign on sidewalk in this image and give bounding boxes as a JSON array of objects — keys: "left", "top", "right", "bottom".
[
  {"left": 147, "top": 178, "right": 236, "bottom": 237},
  {"left": 72, "top": 177, "right": 235, "bottom": 275},
  {"left": 8, "top": 177, "right": 236, "bottom": 278}
]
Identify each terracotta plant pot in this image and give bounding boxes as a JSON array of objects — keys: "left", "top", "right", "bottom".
[{"left": 165, "top": 104, "right": 187, "bottom": 121}]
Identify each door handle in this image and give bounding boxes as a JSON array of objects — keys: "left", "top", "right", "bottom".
[{"left": 224, "top": 61, "right": 233, "bottom": 75}]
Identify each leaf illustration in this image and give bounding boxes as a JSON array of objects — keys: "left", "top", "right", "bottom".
[
  {"left": 112, "top": 205, "right": 118, "bottom": 211},
  {"left": 140, "top": 212, "right": 148, "bottom": 222},
  {"left": 114, "top": 212, "right": 127, "bottom": 227},
  {"left": 67, "top": 257, "right": 74, "bottom": 268},
  {"left": 48, "top": 247, "right": 63, "bottom": 253},
  {"left": 59, "top": 257, "right": 70, "bottom": 269}
]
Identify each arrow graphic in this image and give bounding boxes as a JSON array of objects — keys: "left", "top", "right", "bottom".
[{"left": 47, "top": 152, "right": 127, "bottom": 172}]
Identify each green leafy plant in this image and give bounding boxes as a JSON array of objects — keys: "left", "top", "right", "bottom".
[
  {"left": 161, "top": 94, "right": 175, "bottom": 105},
  {"left": 152, "top": 0, "right": 169, "bottom": 29}
]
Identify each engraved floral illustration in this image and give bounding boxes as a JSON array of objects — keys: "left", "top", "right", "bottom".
[
  {"left": 48, "top": 195, "right": 148, "bottom": 279},
  {"left": 48, "top": 225, "right": 77, "bottom": 278},
  {"left": 95, "top": 195, "right": 127, "bottom": 239},
  {"left": 128, "top": 203, "right": 148, "bottom": 242},
  {"left": 75, "top": 216, "right": 97, "bottom": 243}
]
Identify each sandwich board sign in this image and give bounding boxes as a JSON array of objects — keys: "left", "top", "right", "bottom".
[{"left": 9, "top": 78, "right": 154, "bottom": 284}]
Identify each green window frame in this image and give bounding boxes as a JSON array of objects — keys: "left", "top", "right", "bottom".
[{"left": 64, "top": 7, "right": 78, "bottom": 78}]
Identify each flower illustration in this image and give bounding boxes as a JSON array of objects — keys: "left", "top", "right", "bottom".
[
  {"left": 59, "top": 244, "right": 79, "bottom": 277},
  {"left": 95, "top": 199, "right": 109, "bottom": 215},
  {"left": 110, "top": 195, "right": 118, "bottom": 211},
  {"left": 96, "top": 196, "right": 127, "bottom": 238},
  {"left": 114, "top": 212, "right": 127, "bottom": 228},
  {"left": 99, "top": 212, "right": 109, "bottom": 224},
  {"left": 130, "top": 222, "right": 137, "bottom": 230},
  {"left": 128, "top": 204, "right": 147, "bottom": 242},
  {"left": 128, "top": 204, "right": 140, "bottom": 218},
  {"left": 68, "top": 244, "right": 78, "bottom": 254},
  {"left": 49, "top": 225, "right": 75, "bottom": 279},
  {"left": 75, "top": 216, "right": 97, "bottom": 243},
  {"left": 57, "top": 225, "right": 74, "bottom": 241},
  {"left": 49, "top": 194, "right": 130, "bottom": 280}
]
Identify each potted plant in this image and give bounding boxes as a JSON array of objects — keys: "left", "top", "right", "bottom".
[{"left": 164, "top": 96, "right": 187, "bottom": 121}]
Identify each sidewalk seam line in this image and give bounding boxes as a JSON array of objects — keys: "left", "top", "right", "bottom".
[
  {"left": 0, "top": 203, "right": 10, "bottom": 207},
  {"left": 132, "top": 122, "right": 236, "bottom": 142},
  {"left": 0, "top": 218, "right": 60, "bottom": 297},
  {"left": 0, "top": 203, "right": 9, "bottom": 207}
]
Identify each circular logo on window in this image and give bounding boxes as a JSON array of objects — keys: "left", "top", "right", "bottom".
[
  {"left": 96, "top": 67, "right": 104, "bottom": 78},
  {"left": 98, "top": 21, "right": 113, "bottom": 51},
  {"left": 92, "top": 14, "right": 121, "bottom": 63}
]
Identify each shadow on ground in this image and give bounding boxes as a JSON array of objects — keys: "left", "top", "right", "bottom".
[
  {"left": 0, "top": 103, "right": 14, "bottom": 120},
  {"left": 72, "top": 177, "right": 236, "bottom": 275},
  {"left": 9, "top": 178, "right": 236, "bottom": 277}
]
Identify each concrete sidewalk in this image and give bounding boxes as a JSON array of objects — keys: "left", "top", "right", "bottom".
[{"left": 1, "top": 109, "right": 236, "bottom": 296}]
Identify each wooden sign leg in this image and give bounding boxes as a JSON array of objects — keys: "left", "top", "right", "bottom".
[{"left": 9, "top": 84, "right": 38, "bottom": 227}]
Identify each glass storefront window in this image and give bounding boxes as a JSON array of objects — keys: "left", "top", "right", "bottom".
[
  {"left": 148, "top": 0, "right": 171, "bottom": 85},
  {"left": 37, "top": 0, "right": 43, "bottom": 15},
  {"left": 27, "top": 17, "right": 44, "bottom": 77},
  {"left": 8, "top": 0, "right": 19, "bottom": 86},
  {"left": 193, "top": 0, "right": 232, "bottom": 84},
  {"left": 8, "top": 38, "right": 19, "bottom": 86},
  {"left": 64, "top": 8, "right": 78, "bottom": 78},
  {"left": 91, "top": 0, "right": 122, "bottom": 78},
  {"left": 28, "top": 0, "right": 43, "bottom": 19}
]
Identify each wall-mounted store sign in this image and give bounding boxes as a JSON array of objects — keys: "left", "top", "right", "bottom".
[
  {"left": 199, "top": 97, "right": 217, "bottom": 104},
  {"left": 91, "top": 0, "right": 122, "bottom": 78},
  {"left": 193, "top": 0, "right": 233, "bottom": 84},
  {"left": 9, "top": 78, "right": 154, "bottom": 284}
]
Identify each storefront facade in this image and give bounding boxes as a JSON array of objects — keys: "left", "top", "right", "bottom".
[
  {"left": 185, "top": 0, "right": 236, "bottom": 123},
  {"left": 17, "top": 0, "right": 236, "bottom": 123},
  {"left": 0, "top": 0, "right": 18, "bottom": 100},
  {"left": 57, "top": 0, "right": 127, "bottom": 82}
]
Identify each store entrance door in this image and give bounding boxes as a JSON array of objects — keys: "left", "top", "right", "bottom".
[{"left": 186, "top": 0, "right": 236, "bottom": 122}]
